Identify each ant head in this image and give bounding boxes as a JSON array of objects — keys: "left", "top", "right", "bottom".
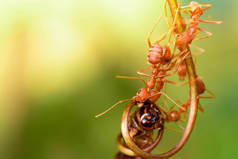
[
  {"left": 135, "top": 88, "right": 150, "bottom": 103},
  {"left": 189, "top": 1, "right": 204, "bottom": 15}
]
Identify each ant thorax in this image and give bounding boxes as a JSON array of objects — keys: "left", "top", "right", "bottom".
[{"left": 176, "top": 31, "right": 194, "bottom": 48}]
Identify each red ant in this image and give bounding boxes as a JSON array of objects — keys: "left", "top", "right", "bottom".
[
  {"left": 171, "top": 2, "right": 221, "bottom": 80},
  {"left": 162, "top": 1, "right": 220, "bottom": 100},
  {"left": 163, "top": 76, "right": 216, "bottom": 123},
  {"left": 175, "top": 1, "right": 222, "bottom": 50}
]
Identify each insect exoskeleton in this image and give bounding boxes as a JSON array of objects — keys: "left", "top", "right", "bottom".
[
  {"left": 147, "top": 42, "right": 172, "bottom": 65},
  {"left": 136, "top": 101, "right": 164, "bottom": 131},
  {"left": 195, "top": 77, "right": 206, "bottom": 95}
]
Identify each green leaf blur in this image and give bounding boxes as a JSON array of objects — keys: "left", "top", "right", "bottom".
[{"left": 0, "top": 0, "right": 237, "bottom": 159}]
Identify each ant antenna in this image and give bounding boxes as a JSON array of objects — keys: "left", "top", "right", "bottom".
[{"left": 95, "top": 99, "right": 131, "bottom": 118}]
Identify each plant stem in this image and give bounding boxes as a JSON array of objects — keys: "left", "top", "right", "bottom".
[
  {"left": 167, "top": 0, "right": 199, "bottom": 154},
  {"left": 121, "top": 0, "right": 199, "bottom": 158}
]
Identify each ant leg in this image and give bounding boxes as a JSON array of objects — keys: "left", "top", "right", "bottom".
[
  {"left": 164, "top": 79, "right": 189, "bottom": 87},
  {"left": 194, "top": 27, "right": 212, "bottom": 41},
  {"left": 157, "top": 25, "right": 174, "bottom": 44},
  {"left": 137, "top": 66, "right": 154, "bottom": 77},
  {"left": 165, "top": 126, "right": 183, "bottom": 133},
  {"left": 138, "top": 66, "right": 152, "bottom": 73},
  {"left": 168, "top": 100, "right": 183, "bottom": 111},
  {"left": 180, "top": 9, "right": 190, "bottom": 16},
  {"left": 193, "top": 44, "right": 205, "bottom": 56},
  {"left": 167, "top": 5, "right": 180, "bottom": 45},
  {"left": 159, "top": 4, "right": 180, "bottom": 46},
  {"left": 116, "top": 75, "right": 146, "bottom": 85},
  {"left": 180, "top": 4, "right": 189, "bottom": 9},
  {"left": 161, "top": 82, "right": 169, "bottom": 110},
  {"left": 198, "top": 89, "right": 216, "bottom": 99},
  {"left": 199, "top": 4, "right": 211, "bottom": 11},
  {"left": 163, "top": 0, "right": 170, "bottom": 25},
  {"left": 170, "top": 44, "right": 177, "bottom": 58},
  {"left": 147, "top": 15, "right": 163, "bottom": 47},
  {"left": 199, "top": 19, "right": 222, "bottom": 24},
  {"left": 137, "top": 72, "right": 152, "bottom": 78},
  {"left": 191, "top": 44, "right": 205, "bottom": 64},
  {"left": 198, "top": 101, "right": 204, "bottom": 112},
  {"left": 95, "top": 99, "right": 131, "bottom": 118},
  {"left": 175, "top": 122, "right": 185, "bottom": 129},
  {"left": 157, "top": 50, "right": 188, "bottom": 78},
  {"left": 150, "top": 91, "right": 186, "bottom": 111},
  {"left": 157, "top": 104, "right": 169, "bottom": 116}
]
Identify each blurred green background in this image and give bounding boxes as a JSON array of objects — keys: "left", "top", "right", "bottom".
[{"left": 0, "top": 0, "right": 237, "bottom": 159}]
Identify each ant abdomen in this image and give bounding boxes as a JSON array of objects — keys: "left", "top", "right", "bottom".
[
  {"left": 136, "top": 102, "right": 164, "bottom": 130},
  {"left": 196, "top": 77, "right": 206, "bottom": 95},
  {"left": 148, "top": 43, "right": 172, "bottom": 65},
  {"left": 148, "top": 43, "right": 163, "bottom": 64}
]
